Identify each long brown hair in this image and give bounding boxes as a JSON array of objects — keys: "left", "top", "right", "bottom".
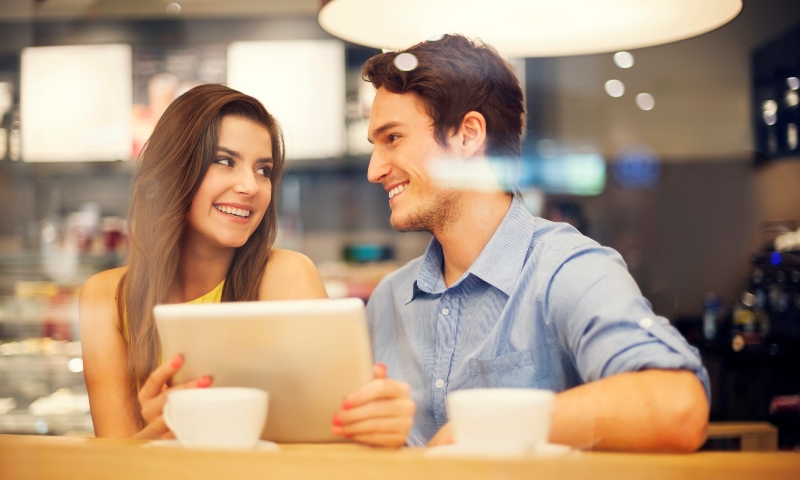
[
  {"left": 362, "top": 34, "right": 525, "bottom": 160},
  {"left": 119, "top": 84, "right": 285, "bottom": 390}
]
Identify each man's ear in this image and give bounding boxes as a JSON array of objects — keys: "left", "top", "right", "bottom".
[{"left": 457, "top": 111, "right": 487, "bottom": 158}]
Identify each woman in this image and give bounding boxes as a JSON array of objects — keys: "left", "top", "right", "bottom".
[{"left": 79, "top": 84, "right": 413, "bottom": 447}]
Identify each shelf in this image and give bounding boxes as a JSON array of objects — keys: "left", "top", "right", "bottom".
[{"left": 0, "top": 411, "right": 92, "bottom": 436}]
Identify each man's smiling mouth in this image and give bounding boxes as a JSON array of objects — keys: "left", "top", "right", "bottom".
[{"left": 388, "top": 183, "right": 408, "bottom": 199}]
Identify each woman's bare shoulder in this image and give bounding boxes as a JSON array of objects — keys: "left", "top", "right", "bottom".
[
  {"left": 81, "top": 266, "right": 127, "bottom": 302},
  {"left": 259, "top": 249, "right": 328, "bottom": 300}
]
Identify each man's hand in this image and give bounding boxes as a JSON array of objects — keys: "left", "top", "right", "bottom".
[
  {"left": 331, "top": 363, "right": 415, "bottom": 448},
  {"left": 427, "top": 422, "right": 455, "bottom": 447}
]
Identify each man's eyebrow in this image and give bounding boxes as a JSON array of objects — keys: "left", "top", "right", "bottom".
[{"left": 367, "top": 121, "right": 403, "bottom": 144}]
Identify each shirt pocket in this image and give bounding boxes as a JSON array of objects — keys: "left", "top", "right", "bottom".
[{"left": 468, "top": 349, "right": 535, "bottom": 388}]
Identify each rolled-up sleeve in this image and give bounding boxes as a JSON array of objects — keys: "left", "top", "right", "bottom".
[{"left": 545, "top": 245, "right": 711, "bottom": 399}]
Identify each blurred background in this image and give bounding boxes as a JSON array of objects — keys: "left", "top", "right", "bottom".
[{"left": 0, "top": 0, "right": 798, "bottom": 448}]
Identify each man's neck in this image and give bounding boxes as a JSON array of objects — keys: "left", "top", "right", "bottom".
[{"left": 434, "top": 193, "right": 513, "bottom": 287}]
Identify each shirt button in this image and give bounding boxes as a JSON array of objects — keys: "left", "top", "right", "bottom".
[
  {"left": 445, "top": 295, "right": 451, "bottom": 300},
  {"left": 442, "top": 308, "right": 450, "bottom": 315},
  {"left": 435, "top": 379, "right": 445, "bottom": 388},
  {"left": 639, "top": 317, "right": 653, "bottom": 329}
]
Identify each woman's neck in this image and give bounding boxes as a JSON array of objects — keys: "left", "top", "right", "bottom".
[{"left": 169, "top": 240, "right": 235, "bottom": 303}]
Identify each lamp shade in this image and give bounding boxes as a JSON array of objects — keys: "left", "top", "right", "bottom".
[{"left": 318, "top": 0, "right": 742, "bottom": 57}]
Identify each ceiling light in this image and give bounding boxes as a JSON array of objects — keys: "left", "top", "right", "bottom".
[{"left": 318, "top": 0, "right": 742, "bottom": 57}]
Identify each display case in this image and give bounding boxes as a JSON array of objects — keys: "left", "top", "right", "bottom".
[{"left": 0, "top": 252, "right": 124, "bottom": 436}]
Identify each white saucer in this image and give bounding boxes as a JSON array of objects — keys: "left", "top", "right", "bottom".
[
  {"left": 145, "top": 439, "right": 279, "bottom": 452},
  {"left": 425, "top": 442, "right": 574, "bottom": 459}
]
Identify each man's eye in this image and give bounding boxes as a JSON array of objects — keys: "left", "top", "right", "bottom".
[
  {"left": 388, "top": 134, "right": 399, "bottom": 143},
  {"left": 215, "top": 157, "right": 233, "bottom": 167}
]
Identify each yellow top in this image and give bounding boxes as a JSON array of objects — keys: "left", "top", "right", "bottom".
[
  {"left": 185, "top": 281, "right": 225, "bottom": 304},
  {"left": 122, "top": 281, "right": 225, "bottom": 340}
]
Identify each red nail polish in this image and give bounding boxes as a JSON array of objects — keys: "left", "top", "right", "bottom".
[
  {"left": 332, "top": 426, "right": 343, "bottom": 435},
  {"left": 342, "top": 400, "right": 352, "bottom": 410},
  {"left": 197, "top": 376, "right": 211, "bottom": 388},
  {"left": 377, "top": 362, "right": 387, "bottom": 371},
  {"left": 171, "top": 356, "right": 183, "bottom": 369},
  {"left": 332, "top": 415, "right": 342, "bottom": 427}
]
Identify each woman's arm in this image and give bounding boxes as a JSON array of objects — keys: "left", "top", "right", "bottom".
[
  {"left": 80, "top": 268, "right": 212, "bottom": 439},
  {"left": 79, "top": 268, "right": 144, "bottom": 437},
  {"left": 258, "top": 249, "right": 329, "bottom": 300}
]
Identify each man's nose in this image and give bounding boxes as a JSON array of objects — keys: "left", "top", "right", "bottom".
[{"left": 367, "top": 149, "right": 389, "bottom": 184}]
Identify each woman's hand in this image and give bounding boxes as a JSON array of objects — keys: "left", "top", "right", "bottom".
[
  {"left": 331, "top": 363, "right": 415, "bottom": 448},
  {"left": 135, "top": 355, "right": 212, "bottom": 439}
]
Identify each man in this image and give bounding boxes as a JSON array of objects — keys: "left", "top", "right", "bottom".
[{"left": 355, "top": 34, "right": 709, "bottom": 451}]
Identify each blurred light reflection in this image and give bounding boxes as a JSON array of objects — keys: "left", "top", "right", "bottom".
[
  {"left": 426, "top": 154, "right": 606, "bottom": 196},
  {"left": 605, "top": 79, "right": 625, "bottom": 97},
  {"left": 786, "top": 90, "right": 799, "bottom": 107},
  {"left": 613, "top": 51, "right": 634, "bottom": 68},
  {"left": 636, "top": 93, "right": 655, "bottom": 110},
  {"left": 613, "top": 143, "right": 661, "bottom": 189},
  {"left": 393, "top": 53, "right": 419, "bottom": 72}
]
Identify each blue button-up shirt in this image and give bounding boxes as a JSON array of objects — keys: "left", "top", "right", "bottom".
[{"left": 367, "top": 197, "right": 710, "bottom": 446}]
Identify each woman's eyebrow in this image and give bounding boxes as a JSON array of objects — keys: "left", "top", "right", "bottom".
[{"left": 216, "top": 146, "right": 241, "bottom": 158}]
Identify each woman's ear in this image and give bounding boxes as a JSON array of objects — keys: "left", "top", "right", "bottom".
[{"left": 458, "top": 111, "right": 487, "bottom": 158}]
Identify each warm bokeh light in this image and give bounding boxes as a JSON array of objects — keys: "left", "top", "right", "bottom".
[
  {"left": 613, "top": 51, "right": 634, "bottom": 68},
  {"left": 67, "top": 358, "right": 84, "bottom": 373},
  {"left": 636, "top": 93, "right": 655, "bottom": 110},
  {"left": 165, "top": 3, "right": 181, "bottom": 15},
  {"left": 393, "top": 53, "right": 419, "bottom": 72},
  {"left": 763, "top": 111, "right": 777, "bottom": 126},
  {"left": 605, "top": 79, "right": 625, "bottom": 97},
  {"left": 786, "top": 90, "right": 799, "bottom": 108},
  {"left": 787, "top": 76, "right": 800, "bottom": 90}
]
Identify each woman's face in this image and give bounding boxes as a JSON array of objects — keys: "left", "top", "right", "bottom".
[{"left": 184, "top": 115, "right": 274, "bottom": 252}]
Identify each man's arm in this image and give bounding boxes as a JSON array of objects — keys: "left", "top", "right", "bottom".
[
  {"left": 429, "top": 369, "right": 707, "bottom": 452},
  {"left": 549, "top": 369, "right": 708, "bottom": 452}
]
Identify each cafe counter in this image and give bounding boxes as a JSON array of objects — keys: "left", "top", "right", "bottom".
[{"left": 1, "top": 434, "right": 799, "bottom": 480}]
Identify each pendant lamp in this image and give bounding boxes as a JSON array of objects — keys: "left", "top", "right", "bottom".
[{"left": 318, "top": 0, "right": 743, "bottom": 57}]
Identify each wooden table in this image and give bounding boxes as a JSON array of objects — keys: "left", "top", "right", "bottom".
[{"left": 1, "top": 434, "right": 798, "bottom": 480}]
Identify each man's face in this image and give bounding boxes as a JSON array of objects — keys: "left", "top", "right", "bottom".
[{"left": 367, "top": 88, "right": 461, "bottom": 234}]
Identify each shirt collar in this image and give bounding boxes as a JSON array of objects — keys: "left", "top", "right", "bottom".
[
  {"left": 406, "top": 197, "right": 534, "bottom": 303},
  {"left": 468, "top": 197, "right": 534, "bottom": 296}
]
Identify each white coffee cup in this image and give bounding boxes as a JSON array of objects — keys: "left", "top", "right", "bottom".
[
  {"left": 163, "top": 387, "right": 268, "bottom": 449},
  {"left": 446, "top": 388, "right": 555, "bottom": 455}
]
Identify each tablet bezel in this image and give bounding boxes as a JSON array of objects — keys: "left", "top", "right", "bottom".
[{"left": 153, "top": 297, "right": 373, "bottom": 443}]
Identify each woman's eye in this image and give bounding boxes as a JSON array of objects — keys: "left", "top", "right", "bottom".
[
  {"left": 256, "top": 166, "right": 272, "bottom": 177},
  {"left": 215, "top": 157, "right": 233, "bottom": 167},
  {"left": 388, "top": 134, "right": 399, "bottom": 143}
]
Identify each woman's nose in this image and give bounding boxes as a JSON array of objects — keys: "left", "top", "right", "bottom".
[{"left": 234, "top": 170, "right": 259, "bottom": 195}]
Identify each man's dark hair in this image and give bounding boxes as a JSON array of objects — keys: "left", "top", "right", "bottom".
[{"left": 362, "top": 34, "right": 526, "bottom": 160}]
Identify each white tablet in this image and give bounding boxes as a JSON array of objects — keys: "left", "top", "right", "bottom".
[{"left": 153, "top": 298, "right": 373, "bottom": 443}]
